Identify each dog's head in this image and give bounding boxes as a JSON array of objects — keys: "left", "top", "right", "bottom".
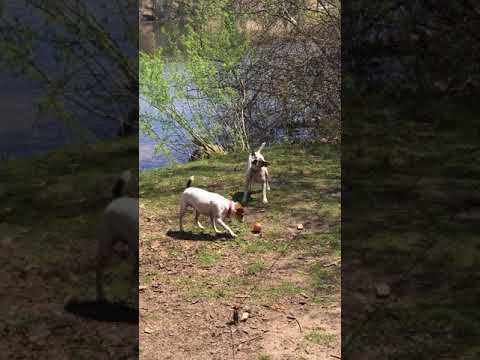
[
  {"left": 250, "top": 151, "right": 270, "bottom": 168},
  {"left": 233, "top": 202, "right": 245, "bottom": 222}
]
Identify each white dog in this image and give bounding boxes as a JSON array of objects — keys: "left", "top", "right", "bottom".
[
  {"left": 243, "top": 142, "right": 271, "bottom": 204},
  {"left": 96, "top": 170, "right": 139, "bottom": 302},
  {"left": 179, "top": 176, "right": 244, "bottom": 237}
]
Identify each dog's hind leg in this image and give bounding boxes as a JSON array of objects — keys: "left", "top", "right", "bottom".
[
  {"left": 194, "top": 210, "right": 205, "bottom": 229},
  {"left": 179, "top": 202, "right": 187, "bottom": 232},
  {"left": 95, "top": 225, "right": 114, "bottom": 301},
  {"left": 127, "top": 230, "right": 139, "bottom": 293}
]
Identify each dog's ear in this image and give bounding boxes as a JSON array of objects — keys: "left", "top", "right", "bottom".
[
  {"left": 234, "top": 202, "right": 244, "bottom": 215},
  {"left": 261, "top": 160, "right": 270, "bottom": 167},
  {"left": 251, "top": 151, "right": 256, "bottom": 157}
]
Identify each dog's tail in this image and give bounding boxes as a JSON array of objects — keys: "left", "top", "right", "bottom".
[
  {"left": 112, "top": 170, "right": 131, "bottom": 199},
  {"left": 185, "top": 176, "right": 194, "bottom": 189},
  {"left": 257, "top": 142, "right": 266, "bottom": 153}
]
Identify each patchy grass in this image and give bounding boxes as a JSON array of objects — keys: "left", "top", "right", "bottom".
[
  {"left": 245, "top": 259, "right": 267, "bottom": 275},
  {"left": 305, "top": 328, "right": 336, "bottom": 346},
  {"left": 310, "top": 262, "right": 340, "bottom": 292},
  {"left": 1, "top": 136, "right": 138, "bottom": 358},
  {"left": 196, "top": 244, "right": 222, "bottom": 266},
  {"left": 255, "top": 281, "right": 305, "bottom": 300},
  {"left": 139, "top": 143, "right": 340, "bottom": 359},
  {"left": 257, "top": 355, "right": 272, "bottom": 360}
]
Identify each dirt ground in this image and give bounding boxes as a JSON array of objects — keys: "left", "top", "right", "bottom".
[{"left": 0, "top": 138, "right": 139, "bottom": 359}]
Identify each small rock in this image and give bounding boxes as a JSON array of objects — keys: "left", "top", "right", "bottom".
[
  {"left": 29, "top": 328, "right": 51, "bottom": 344},
  {"left": 1, "top": 236, "right": 12, "bottom": 246},
  {"left": 240, "top": 312, "right": 249, "bottom": 322},
  {"left": 144, "top": 327, "right": 155, "bottom": 334},
  {"left": 297, "top": 224, "right": 304, "bottom": 230},
  {"left": 375, "top": 283, "right": 390, "bottom": 298},
  {"left": 300, "top": 292, "right": 309, "bottom": 299}
]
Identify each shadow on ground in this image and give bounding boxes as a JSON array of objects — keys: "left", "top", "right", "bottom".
[
  {"left": 166, "top": 230, "right": 233, "bottom": 241},
  {"left": 64, "top": 300, "right": 138, "bottom": 323}
]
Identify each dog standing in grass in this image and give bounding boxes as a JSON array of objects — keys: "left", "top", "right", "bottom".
[
  {"left": 243, "top": 142, "right": 271, "bottom": 204},
  {"left": 179, "top": 176, "right": 244, "bottom": 237},
  {"left": 96, "top": 170, "right": 138, "bottom": 302}
]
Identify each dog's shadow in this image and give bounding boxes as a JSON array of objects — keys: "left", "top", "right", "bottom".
[
  {"left": 167, "top": 230, "right": 232, "bottom": 241},
  {"left": 232, "top": 191, "right": 263, "bottom": 204},
  {"left": 64, "top": 299, "right": 138, "bottom": 323}
]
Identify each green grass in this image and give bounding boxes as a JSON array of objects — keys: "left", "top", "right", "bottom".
[
  {"left": 1, "top": 137, "right": 138, "bottom": 301},
  {"left": 245, "top": 259, "right": 266, "bottom": 275},
  {"left": 196, "top": 244, "right": 222, "bottom": 266},
  {"left": 187, "top": 286, "right": 229, "bottom": 300},
  {"left": 305, "top": 328, "right": 336, "bottom": 346},
  {"left": 140, "top": 143, "right": 341, "bottom": 303},
  {"left": 257, "top": 356, "right": 272, "bottom": 360},
  {"left": 255, "top": 281, "right": 305, "bottom": 300},
  {"left": 310, "top": 262, "right": 340, "bottom": 292},
  {"left": 0, "top": 136, "right": 138, "bottom": 358},
  {"left": 140, "top": 271, "right": 159, "bottom": 286}
]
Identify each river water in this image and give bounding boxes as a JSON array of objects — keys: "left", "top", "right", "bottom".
[
  {"left": 0, "top": 0, "right": 136, "bottom": 160},
  {"left": 139, "top": 20, "right": 189, "bottom": 170}
]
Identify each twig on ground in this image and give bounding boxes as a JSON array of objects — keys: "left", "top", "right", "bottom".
[
  {"left": 229, "top": 326, "right": 235, "bottom": 360},
  {"left": 323, "top": 260, "right": 341, "bottom": 267},
  {"left": 293, "top": 317, "right": 303, "bottom": 333},
  {"left": 238, "top": 334, "right": 263, "bottom": 345}
]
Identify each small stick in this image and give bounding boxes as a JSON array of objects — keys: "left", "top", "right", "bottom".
[
  {"left": 229, "top": 326, "right": 235, "bottom": 360},
  {"left": 238, "top": 334, "right": 263, "bottom": 345},
  {"left": 293, "top": 317, "right": 303, "bottom": 333}
]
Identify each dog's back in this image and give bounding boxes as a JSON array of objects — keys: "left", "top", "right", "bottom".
[{"left": 182, "top": 187, "right": 226, "bottom": 206}]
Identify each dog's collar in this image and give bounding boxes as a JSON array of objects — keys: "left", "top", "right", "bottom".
[{"left": 226, "top": 201, "right": 234, "bottom": 218}]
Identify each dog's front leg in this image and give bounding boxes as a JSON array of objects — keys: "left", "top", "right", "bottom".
[
  {"left": 216, "top": 218, "right": 237, "bottom": 237},
  {"left": 262, "top": 181, "right": 268, "bottom": 203},
  {"left": 242, "top": 177, "right": 250, "bottom": 203},
  {"left": 211, "top": 217, "right": 222, "bottom": 234},
  {"left": 266, "top": 170, "right": 271, "bottom": 191}
]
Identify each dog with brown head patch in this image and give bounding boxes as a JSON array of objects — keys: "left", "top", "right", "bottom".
[{"left": 179, "top": 176, "right": 244, "bottom": 237}]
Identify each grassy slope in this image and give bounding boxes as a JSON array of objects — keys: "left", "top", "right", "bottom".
[
  {"left": 0, "top": 137, "right": 138, "bottom": 359},
  {"left": 342, "top": 96, "right": 480, "bottom": 358},
  {"left": 139, "top": 143, "right": 341, "bottom": 359}
]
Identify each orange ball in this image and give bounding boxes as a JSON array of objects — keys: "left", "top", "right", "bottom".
[{"left": 252, "top": 223, "right": 262, "bottom": 233}]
